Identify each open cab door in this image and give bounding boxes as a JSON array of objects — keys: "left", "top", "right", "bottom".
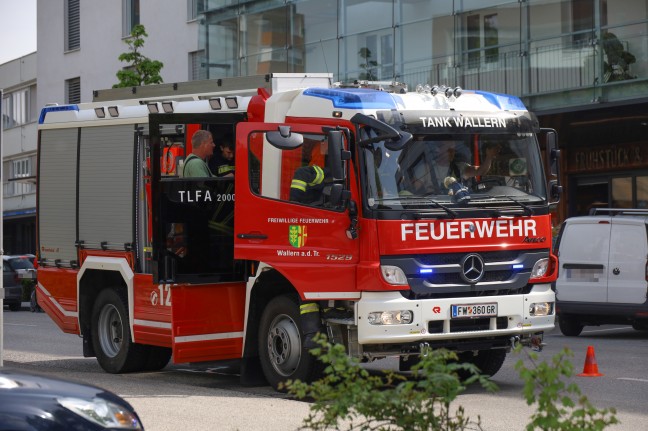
[{"left": 234, "top": 122, "right": 360, "bottom": 298}]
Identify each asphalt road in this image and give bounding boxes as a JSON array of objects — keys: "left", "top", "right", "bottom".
[{"left": 2, "top": 306, "right": 648, "bottom": 430}]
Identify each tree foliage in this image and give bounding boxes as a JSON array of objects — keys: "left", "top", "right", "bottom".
[{"left": 114, "top": 24, "right": 164, "bottom": 88}]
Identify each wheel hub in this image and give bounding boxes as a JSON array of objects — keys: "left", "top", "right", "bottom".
[{"left": 266, "top": 314, "right": 301, "bottom": 377}]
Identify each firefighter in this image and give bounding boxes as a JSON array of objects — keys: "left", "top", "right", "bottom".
[
  {"left": 208, "top": 137, "right": 235, "bottom": 177},
  {"left": 289, "top": 165, "right": 330, "bottom": 204},
  {"left": 182, "top": 130, "right": 215, "bottom": 177}
]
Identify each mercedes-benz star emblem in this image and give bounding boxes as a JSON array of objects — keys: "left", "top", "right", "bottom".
[{"left": 460, "top": 253, "right": 485, "bottom": 283}]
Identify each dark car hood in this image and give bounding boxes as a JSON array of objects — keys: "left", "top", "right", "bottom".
[{"left": 0, "top": 368, "right": 138, "bottom": 431}]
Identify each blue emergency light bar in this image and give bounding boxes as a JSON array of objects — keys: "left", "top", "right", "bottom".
[
  {"left": 419, "top": 268, "right": 434, "bottom": 274},
  {"left": 39, "top": 104, "right": 79, "bottom": 124},
  {"left": 303, "top": 88, "right": 397, "bottom": 110},
  {"left": 474, "top": 91, "right": 526, "bottom": 111}
]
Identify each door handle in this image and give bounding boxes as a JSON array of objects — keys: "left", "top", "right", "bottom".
[
  {"left": 237, "top": 233, "right": 268, "bottom": 240},
  {"left": 612, "top": 267, "right": 620, "bottom": 275}
]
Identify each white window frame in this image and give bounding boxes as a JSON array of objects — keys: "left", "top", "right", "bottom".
[{"left": 12, "top": 158, "right": 33, "bottom": 196}]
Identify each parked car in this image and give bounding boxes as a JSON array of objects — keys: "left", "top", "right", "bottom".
[
  {"left": 4, "top": 255, "right": 37, "bottom": 281},
  {"left": 2, "top": 257, "right": 24, "bottom": 311},
  {"left": 0, "top": 368, "right": 144, "bottom": 430},
  {"left": 554, "top": 208, "right": 648, "bottom": 336}
]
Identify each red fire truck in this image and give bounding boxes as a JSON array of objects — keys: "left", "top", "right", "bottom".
[{"left": 36, "top": 73, "right": 560, "bottom": 389}]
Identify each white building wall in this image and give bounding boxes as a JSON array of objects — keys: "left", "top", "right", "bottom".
[
  {"left": 0, "top": 52, "right": 38, "bottom": 215},
  {"left": 37, "top": 0, "right": 199, "bottom": 107}
]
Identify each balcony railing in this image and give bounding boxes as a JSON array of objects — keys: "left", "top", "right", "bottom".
[{"left": 3, "top": 181, "right": 36, "bottom": 198}]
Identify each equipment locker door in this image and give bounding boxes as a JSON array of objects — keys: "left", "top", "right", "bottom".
[{"left": 234, "top": 122, "right": 360, "bottom": 297}]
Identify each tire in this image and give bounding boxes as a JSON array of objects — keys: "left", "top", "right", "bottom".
[
  {"left": 558, "top": 316, "right": 584, "bottom": 337},
  {"left": 458, "top": 349, "right": 507, "bottom": 378},
  {"left": 258, "top": 295, "right": 323, "bottom": 391},
  {"left": 30, "top": 288, "right": 42, "bottom": 312},
  {"left": 91, "top": 289, "right": 148, "bottom": 373},
  {"left": 143, "top": 346, "right": 172, "bottom": 371}
]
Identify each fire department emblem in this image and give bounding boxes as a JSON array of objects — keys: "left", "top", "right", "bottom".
[{"left": 289, "top": 225, "right": 307, "bottom": 248}]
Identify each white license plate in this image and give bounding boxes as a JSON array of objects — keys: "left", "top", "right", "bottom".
[{"left": 451, "top": 303, "right": 497, "bottom": 319}]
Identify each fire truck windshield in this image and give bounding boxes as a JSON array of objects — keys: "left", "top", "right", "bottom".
[{"left": 362, "top": 133, "right": 547, "bottom": 211}]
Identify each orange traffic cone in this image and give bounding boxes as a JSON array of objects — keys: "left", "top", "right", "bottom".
[{"left": 577, "top": 345, "right": 604, "bottom": 377}]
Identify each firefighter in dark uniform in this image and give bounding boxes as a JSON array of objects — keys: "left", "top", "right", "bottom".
[
  {"left": 289, "top": 165, "right": 329, "bottom": 204},
  {"left": 208, "top": 138, "right": 235, "bottom": 177}
]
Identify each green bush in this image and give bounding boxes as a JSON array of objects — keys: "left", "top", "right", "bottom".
[
  {"left": 283, "top": 334, "right": 496, "bottom": 431},
  {"left": 284, "top": 335, "right": 619, "bottom": 431},
  {"left": 514, "top": 347, "right": 618, "bottom": 431}
]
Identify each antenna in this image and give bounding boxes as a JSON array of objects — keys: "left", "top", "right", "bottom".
[{"left": 319, "top": 39, "right": 330, "bottom": 76}]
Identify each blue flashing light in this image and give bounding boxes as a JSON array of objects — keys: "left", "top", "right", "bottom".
[
  {"left": 474, "top": 91, "right": 526, "bottom": 111},
  {"left": 512, "top": 264, "right": 524, "bottom": 270},
  {"left": 39, "top": 104, "right": 79, "bottom": 124},
  {"left": 303, "top": 88, "right": 397, "bottom": 110},
  {"left": 420, "top": 268, "right": 434, "bottom": 274}
]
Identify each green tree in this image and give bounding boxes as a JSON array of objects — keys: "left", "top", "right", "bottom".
[
  {"left": 358, "top": 47, "right": 379, "bottom": 81},
  {"left": 113, "top": 24, "right": 164, "bottom": 88}
]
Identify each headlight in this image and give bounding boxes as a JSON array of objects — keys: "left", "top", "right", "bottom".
[
  {"left": 529, "top": 302, "right": 554, "bottom": 316},
  {"left": 531, "top": 258, "right": 549, "bottom": 278},
  {"left": 367, "top": 310, "right": 413, "bottom": 325},
  {"left": 58, "top": 397, "right": 142, "bottom": 429},
  {"left": 380, "top": 265, "right": 408, "bottom": 285}
]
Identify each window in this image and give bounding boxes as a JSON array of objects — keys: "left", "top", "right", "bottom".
[
  {"left": 66, "top": 77, "right": 81, "bottom": 104},
  {"left": 188, "top": 0, "right": 206, "bottom": 21},
  {"left": 12, "top": 158, "right": 33, "bottom": 196},
  {"left": 2, "top": 88, "right": 30, "bottom": 129},
  {"left": 483, "top": 14, "right": 498, "bottom": 62},
  {"left": 189, "top": 50, "right": 207, "bottom": 81},
  {"left": 65, "top": 0, "right": 80, "bottom": 51},
  {"left": 122, "top": 0, "right": 140, "bottom": 37}
]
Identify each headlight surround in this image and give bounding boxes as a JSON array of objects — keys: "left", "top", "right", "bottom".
[
  {"left": 529, "top": 302, "right": 554, "bottom": 316},
  {"left": 58, "top": 397, "right": 142, "bottom": 429},
  {"left": 380, "top": 265, "right": 408, "bottom": 285},
  {"left": 367, "top": 310, "right": 413, "bottom": 325}
]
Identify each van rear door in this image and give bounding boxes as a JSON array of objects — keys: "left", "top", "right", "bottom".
[
  {"left": 608, "top": 219, "right": 647, "bottom": 304},
  {"left": 556, "top": 218, "right": 610, "bottom": 302}
]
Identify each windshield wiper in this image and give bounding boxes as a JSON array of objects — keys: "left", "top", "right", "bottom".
[
  {"left": 491, "top": 195, "right": 535, "bottom": 216},
  {"left": 411, "top": 198, "right": 458, "bottom": 219}
]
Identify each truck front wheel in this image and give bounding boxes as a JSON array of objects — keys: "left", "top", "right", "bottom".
[
  {"left": 558, "top": 316, "right": 584, "bottom": 337},
  {"left": 91, "top": 289, "right": 148, "bottom": 373},
  {"left": 258, "top": 295, "right": 322, "bottom": 391}
]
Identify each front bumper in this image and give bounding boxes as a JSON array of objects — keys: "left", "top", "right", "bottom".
[{"left": 356, "top": 283, "right": 555, "bottom": 345}]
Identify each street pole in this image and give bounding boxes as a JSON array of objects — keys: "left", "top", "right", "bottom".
[{"left": 1, "top": 88, "right": 5, "bottom": 367}]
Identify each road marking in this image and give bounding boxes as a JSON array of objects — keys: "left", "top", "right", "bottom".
[
  {"left": 4, "top": 323, "right": 38, "bottom": 327},
  {"left": 582, "top": 327, "right": 628, "bottom": 334},
  {"left": 618, "top": 377, "right": 648, "bottom": 383}
]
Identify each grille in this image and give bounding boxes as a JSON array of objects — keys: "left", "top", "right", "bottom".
[{"left": 417, "top": 250, "right": 520, "bottom": 265}]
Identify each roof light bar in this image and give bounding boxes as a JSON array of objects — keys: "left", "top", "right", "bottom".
[
  {"left": 225, "top": 97, "right": 238, "bottom": 109},
  {"left": 107, "top": 106, "right": 119, "bottom": 117},
  {"left": 147, "top": 102, "right": 159, "bottom": 114},
  {"left": 94, "top": 107, "right": 106, "bottom": 118},
  {"left": 416, "top": 84, "right": 462, "bottom": 98},
  {"left": 162, "top": 101, "right": 174, "bottom": 113}
]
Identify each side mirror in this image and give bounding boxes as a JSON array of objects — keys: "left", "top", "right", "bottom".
[
  {"left": 266, "top": 125, "right": 303, "bottom": 149},
  {"left": 549, "top": 180, "right": 562, "bottom": 204},
  {"left": 327, "top": 130, "right": 346, "bottom": 181},
  {"left": 545, "top": 130, "right": 559, "bottom": 176}
]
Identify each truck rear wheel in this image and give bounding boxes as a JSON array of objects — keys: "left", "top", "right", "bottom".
[
  {"left": 258, "top": 295, "right": 322, "bottom": 391},
  {"left": 91, "top": 289, "right": 148, "bottom": 373},
  {"left": 558, "top": 316, "right": 584, "bottom": 337}
]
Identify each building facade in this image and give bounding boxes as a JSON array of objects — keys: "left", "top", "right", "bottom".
[
  {"left": 199, "top": 0, "right": 648, "bottom": 222},
  {"left": 1, "top": 53, "right": 38, "bottom": 255}
]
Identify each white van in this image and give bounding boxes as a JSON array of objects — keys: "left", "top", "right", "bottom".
[{"left": 554, "top": 208, "right": 648, "bottom": 336}]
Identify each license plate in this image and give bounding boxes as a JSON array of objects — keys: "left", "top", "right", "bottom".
[{"left": 451, "top": 303, "right": 497, "bottom": 319}]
